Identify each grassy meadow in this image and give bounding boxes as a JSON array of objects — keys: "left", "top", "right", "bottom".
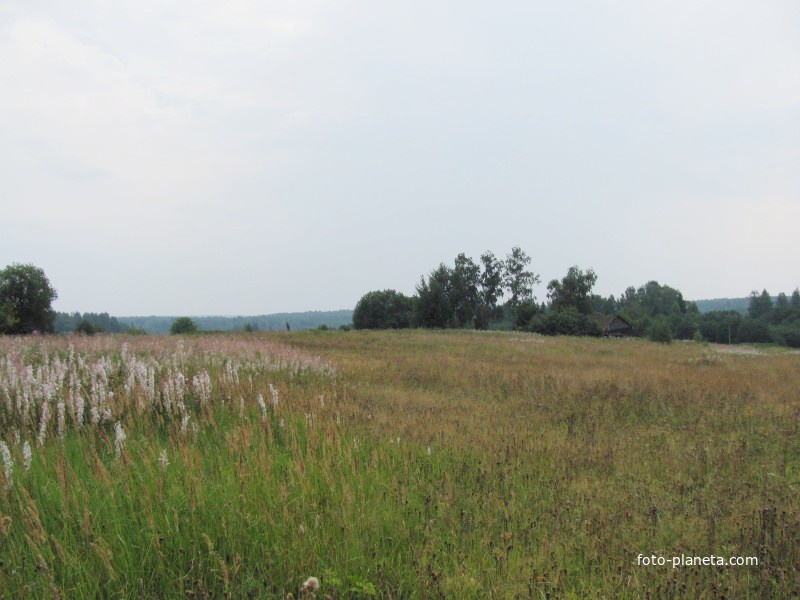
[{"left": 0, "top": 331, "right": 799, "bottom": 598}]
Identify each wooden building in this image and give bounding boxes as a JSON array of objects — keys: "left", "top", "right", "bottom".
[{"left": 592, "top": 314, "right": 636, "bottom": 337}]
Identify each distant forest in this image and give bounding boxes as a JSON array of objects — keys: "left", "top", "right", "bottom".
[
  {"left": 693, "top": 297, "right": 752, "bottom": 314},
  {"left": 54, "top": 310, "right": 353, "bottom": 335}
]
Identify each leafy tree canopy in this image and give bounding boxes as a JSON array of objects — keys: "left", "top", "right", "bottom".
[
  {"left": 748, "top": 289, "right": 773, "bottom": 320},
  {"left": 450, "top": 254, "right": 481, "bottom": 328},
  {"left": 353, "top": 290, "right": 413, "bottom": 330},
  {"left": 503, "top": 246, "right": 539, "bottom": 312},
  {"left": 476, "top": 251, "right": 505, "bottom": 329},
  {"left": 415, "top": 264, "right": 455, "bottom": 328},
  {"left": 170, "top": 317, "right": 198, "bottom": 335},
  {"left": 0, "top": 263, "right": 58, "bottom": 334},
  {"left": 547, "top": 266, "right": 597, "bottom": 315}
]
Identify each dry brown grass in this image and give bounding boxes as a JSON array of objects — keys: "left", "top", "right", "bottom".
[{"left": 286, "top": 330, "right": 800, "bottom": 597}]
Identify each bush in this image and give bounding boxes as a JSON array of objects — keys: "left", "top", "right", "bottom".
[
  {"left": 529, "top": 308, "right": 602, "bottom": 337},
  {"left": 775, "top": 324, "right": 800, "bottom": 348},
  {"left": 514, "top": 300, "right": 540, "bottom": 329},
  {"left": 648, "top": 317, "right": 672, "bottom": 344}
]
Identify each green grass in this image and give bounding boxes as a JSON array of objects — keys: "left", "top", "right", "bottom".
[{"left": 1, "top": 332, "right": 799, "bottom": 598}]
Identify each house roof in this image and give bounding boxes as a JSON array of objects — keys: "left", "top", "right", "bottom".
[
  {"left": 591, "top": 313, "right": 634, "bottom": 331},
  {"left": 592, "top": 314, "right": 616, "bottom": 329}
]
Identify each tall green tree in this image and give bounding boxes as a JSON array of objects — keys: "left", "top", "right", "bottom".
[
  {"left": 0, "top": 263, "right": 58, "bottom": 334},
  {"left": 412, "top": 246, "right": 537, "bottom": 330},
  {"left": 591, "top": 294, "right": 617, "bottom": 315},
  {"left": 503, "top": 246, "right": 538, "bottom": 315},
  {"left": 547, "top": 266, "right": 598, "bottom": 315},
  {"left": 475, "top": 251, "right": 505, "bottom": 329},
  {"left": 772, "top": 293, "right": 791, "bottom": 324},
  {"left": 414, "top": 264, "right": 454, "bottom": 328},
  {"left": 747, "top": 289, "right": 773, "bottom": 320},
  {"left": 616, "top": 280, "right": 694, "bottom": 338},
  {"left": 450, "top": 253, "right": 481, "bottom": 328}
]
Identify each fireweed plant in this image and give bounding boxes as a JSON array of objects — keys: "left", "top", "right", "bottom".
[{"left": 0, "top": 331, "right": 798, "bottom": 598}]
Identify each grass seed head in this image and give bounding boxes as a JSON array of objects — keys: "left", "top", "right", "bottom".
[
  {"left": 0, "top": 441, "right": 11, "bottom": 484},
  {"left": 299, "top": 576, "right": 319, "bottom": 594}
]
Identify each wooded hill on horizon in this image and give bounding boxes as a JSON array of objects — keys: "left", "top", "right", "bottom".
[
  {"left": 54, "top": 310, "right": 353, "bottom": 334},
  {"left": 53, "top": 297, "right": 767, "bottom": 335}
]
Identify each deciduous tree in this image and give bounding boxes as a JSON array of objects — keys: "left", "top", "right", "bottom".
[
  {"left": 503, "top": 246, "right": 538, "bottom": 315},
  {"left": 474, "top": 251, "right": 505, "bottom": 329},
  {"left": 547, "top": 266, "right": 597, "bottom": 315},
  {"left": 450, "top": 253, "right": 480, "bottom": 328},
  {"left": 170, "top": 317, "right": 198, "bottom": 334},
  {"left": 353, "top": 290, "right": 413, "bottom": 329},
  {"left": 0, "top": 263, "right": 58, "bottom": 334},
  {"left": 414, "top": 264, "right": 454, "bottom": 328}
]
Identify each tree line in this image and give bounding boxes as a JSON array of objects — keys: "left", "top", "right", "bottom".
[
  {"left": 353, "top": 249, "right": 800, "bottom": 347},
  {"left": 3, "top": 261, "right": 798, "bottom": 347},
  {"left": 690, "top": 289, "right": 800, "bottom": 347},
  {"left": 54, "top": 312, "right": 131, "bottom": 334}
]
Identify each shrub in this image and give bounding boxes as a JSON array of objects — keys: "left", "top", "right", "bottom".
[
  {"left": 648, "top": 317, "right": 672, "bottom": 344},
  {"left": 775, "top": 324, "right": 800, "bottom": 348},
  {"left": 528, "top": 308, "right": 602, "bottom": 337}
]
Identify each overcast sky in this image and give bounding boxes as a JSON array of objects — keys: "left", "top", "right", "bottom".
[{"left": 2, "top": 1, "right": 798, "bottom": 315}]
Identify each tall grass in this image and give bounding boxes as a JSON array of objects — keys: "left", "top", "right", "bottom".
[{"left": 0, "top": 331, "right": 798, "bottom": 598}]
